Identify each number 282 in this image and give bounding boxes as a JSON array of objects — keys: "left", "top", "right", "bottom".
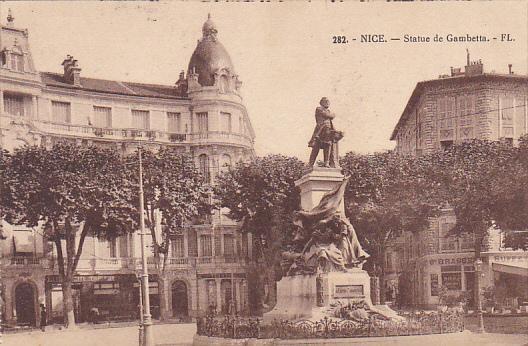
[{"left": 332, "top": 36, "right": 348, "bottom": 44}]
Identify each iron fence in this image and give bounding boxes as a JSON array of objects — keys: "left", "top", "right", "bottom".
[{"left": 196, "top": 311, "right": 464, "bottom": 339}]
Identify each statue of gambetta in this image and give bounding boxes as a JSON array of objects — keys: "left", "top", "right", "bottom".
[
  {"left": 308, "top": 97, "right": 344, "bottom": 168},
  {"left": 283, "top": 178, "right": 369, "bottom": 275}
]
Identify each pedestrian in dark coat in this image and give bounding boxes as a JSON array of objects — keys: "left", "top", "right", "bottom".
[{"left": 40, "top": 303, "right": 47, "bottom": 331}]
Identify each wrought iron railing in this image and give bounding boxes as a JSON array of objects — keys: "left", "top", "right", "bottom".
[{"left": 196, "top": 311, "right": 464, "bottom": 339}]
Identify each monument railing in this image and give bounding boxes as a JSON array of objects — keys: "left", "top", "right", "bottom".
[{"left": 196, "top": 311, "right": 464, "bottom": 339}]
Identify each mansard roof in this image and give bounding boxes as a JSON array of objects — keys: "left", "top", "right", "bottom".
[{"left": 40, "top": 72, "right": 188, "bottom": 100}]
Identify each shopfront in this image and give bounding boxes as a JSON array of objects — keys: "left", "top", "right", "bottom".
[
  {"left": 410, "top": 251, "right": 528, "bottom": 308},
  {"left": 45, "top": 274, "right": 160, "bottom": 323},
  {"left": 415, "top": 253, "right": 476, "bottom": 308},
  {"left": 486, "top": 252, "right": 528, "bottom": 309}
]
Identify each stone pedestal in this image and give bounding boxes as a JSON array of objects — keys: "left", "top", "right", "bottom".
[
  {"left": 264, "top": 269, "right": 372, "bottom": 322},
  {"left": 295, "top": 167, "right": 344, "bottom": 212},
  {"left": 263, "top": 275, "right": 317, "bottom": 321}
]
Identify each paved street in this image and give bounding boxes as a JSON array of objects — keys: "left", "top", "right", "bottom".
[
  {"left": 2, "top": 324, "right": 528, "bottom": 346},
  {"left": 1, "top": 323, "right": 196, "bottom": 346}
]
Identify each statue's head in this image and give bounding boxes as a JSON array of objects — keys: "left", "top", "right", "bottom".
[{"left": 320, "top": 97, "right": 330, "bottom": 108}]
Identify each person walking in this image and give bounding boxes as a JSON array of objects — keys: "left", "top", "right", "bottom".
[{"left": 39, "top": 303, "right": 47, "bottom": 332}]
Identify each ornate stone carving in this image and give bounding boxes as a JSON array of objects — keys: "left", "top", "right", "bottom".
[{"left": 283, "top": 178, "right": 369, "bottom": 276}]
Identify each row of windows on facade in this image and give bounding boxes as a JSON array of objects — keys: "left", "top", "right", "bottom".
[
  {"left": 397, "top": 95, "right": 524, "bottom": 150},
  {"left": 2, "top": 93, "right": 247, "bottom": 134},
  {"left": 104, "top": 232, "right": 249, "bottom": 258},
  {"left": 386, "top": 224, "right": 475, "bottom": 269}
]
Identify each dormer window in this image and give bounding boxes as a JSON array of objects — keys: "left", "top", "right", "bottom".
[{"left": 11, "top": 53, "right": 24, "bottom": 72}]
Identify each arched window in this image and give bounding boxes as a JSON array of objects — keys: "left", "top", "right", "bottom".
[
  {"left": 219, "top": 75, "right": 229, "bottom": 93},
  {"left": 199, "top": 154, "right": 210, "bottom": 182},
  {"left": 220, "top": 154, "right": 232, "bottom": 172}
]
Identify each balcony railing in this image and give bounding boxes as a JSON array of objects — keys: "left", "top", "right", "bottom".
[
  {"left": 4, "top": 114, "right": 254, "bottom": 147},
  {"left": 2, "top": 255, "right": 249, "bottom": 272},
  {"left": 2, "top": 256, "right": 54, "bottom": 269}
]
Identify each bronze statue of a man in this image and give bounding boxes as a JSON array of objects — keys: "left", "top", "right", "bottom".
[{"left": 308, "top": 97, "right": 343, "bottom": 167}]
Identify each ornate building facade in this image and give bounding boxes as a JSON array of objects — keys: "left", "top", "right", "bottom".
[
  {"left": 387, "top": 56, "right": 528, "bottom": 309},
  {"left": 0, "top": 12, "right": 256, "bottom": 326}
]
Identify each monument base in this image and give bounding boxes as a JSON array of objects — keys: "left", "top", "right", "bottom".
[{"left": 263, "top": 269, "right": 372, "bottom": 322}]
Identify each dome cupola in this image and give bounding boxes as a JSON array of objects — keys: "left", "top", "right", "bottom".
[{"left": 187, "top": 14, "right": 235, "bottom": 87}]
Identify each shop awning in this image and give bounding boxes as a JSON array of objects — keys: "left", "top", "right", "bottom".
[
  {"left": 492, "top": 262, "right": 528, "bottom": 277},
  {"left": 12, "top": 230, "right": 34, "bottom": 253}
]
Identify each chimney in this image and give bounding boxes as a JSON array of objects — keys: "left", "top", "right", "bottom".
[
  {"left": 508, "top": 64, "right": 513, "bottom": 74},
  {"left": 61, "top": 55, "right": 82, "bottom": 87},
  {"left": 175, "top": 70, "right": 187, "bottom": 95},
  {"left": 6, "top": 8, "right": 14, "bottom": 28}
]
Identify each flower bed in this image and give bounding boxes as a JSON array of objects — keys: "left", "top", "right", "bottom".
[{"left": 196, "top": 311, "right": 464, "bottom": 339}]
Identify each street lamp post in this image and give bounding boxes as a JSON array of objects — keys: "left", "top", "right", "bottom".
[
  {"left": 138, "top": 148, "right": 154, "bottom": 346},
  {"left": 137, "top": 275, "right": 144, "bottom": 346},
  {"left": 474, "top": 258, "right": 485, "bottom": 333}
]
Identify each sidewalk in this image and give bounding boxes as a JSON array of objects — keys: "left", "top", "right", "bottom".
[{"left": 1, "top": 323, "right": 197, "bottom": 346}]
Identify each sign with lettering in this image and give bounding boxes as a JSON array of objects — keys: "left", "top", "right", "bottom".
[
  {"left": 493, "top": 254, "right": 528, "bottom": 262},
  {"left": 334, "top": 285, "right": 364, "bottom": 298},
  {"left": 441, "top": 272, "right": 462, "bottom": 290},
  {"left": 429, "top": 257, "right": 474, "bottom": 266}
]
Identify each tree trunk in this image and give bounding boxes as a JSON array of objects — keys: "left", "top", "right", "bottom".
[
  {"left": 378, "top": 245, "right": 386, "bottom": 305},
  {"left": 61, "top": 277, "right": 76, "bottom": 328},
  {"left": 474, "top": 235, "right": 485, "bottom": 333},
  {"left": 53, "top": 219, "right": 89, "bottom": 329}
]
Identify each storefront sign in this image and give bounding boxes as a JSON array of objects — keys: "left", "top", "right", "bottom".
[
  {"left": 429, "top": 257, "right": 474, "bottom": 266},
  {"left": 334, "top": 285, "right": 364, "bottom": 298},
  {"left": 441, "top": 272, "right": 461, "bottom": 290},
  {"left": 46, "top": 275, "right": 117, "bottom": 284},
  {"left": 493, "top": 254, "right": 528, "bottom": 262}
]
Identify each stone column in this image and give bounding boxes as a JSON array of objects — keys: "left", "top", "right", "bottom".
[
  {"left": 183, "top": 232, "right": 189, "bottom": 257},
  {"left": 32, "top": 95, "right": 38, "bottom": 120},
  {"left": 160, "top": 277, "right": 171, "bottom": 320},
  {"left": 0, "top": 90, "right": 4, "bottom": 113},
  {"left": 4, "top": 280, "right": 14, "bottom": 326},
  {"left": 215, "top": 279, "right": 222, "bottom": 314},
  {"left": 235, "top": 279, "right": 241, "bottom": 313}
]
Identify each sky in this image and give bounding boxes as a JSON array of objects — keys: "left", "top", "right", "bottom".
[{"left": 1, "top": 2, "right": 526, "bottom": 159}]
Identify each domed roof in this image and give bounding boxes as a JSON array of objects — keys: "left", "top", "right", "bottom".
[{"left": 188, "top": 15, "right": 235, "bottom": 87}]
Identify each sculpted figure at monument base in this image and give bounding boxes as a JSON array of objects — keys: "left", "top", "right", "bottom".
[{"left": 284, "top": 178, "right": 369, "bottom": 276}]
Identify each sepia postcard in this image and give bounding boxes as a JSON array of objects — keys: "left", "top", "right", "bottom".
[{"left": 0, "top": 1, "right": 527, "bottom": 346}]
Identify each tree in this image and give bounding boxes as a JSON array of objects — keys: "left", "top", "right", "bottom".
[
  {"left": 340, "top": 151, "right": 441, "bottom": 304},
  {"left": 123, "top": 147, "right": 210, "bottom": 319},
  {"left": 0, "top": 149, "right": 11, "bottom": 240},
  {"left": 492, "top": 135, "right": 528, "bottom": 249},
  {"left": 429, "top": 139, "right": 520, "bottom": 331},
  {"left": 1, "top": 143, "right": 135, "bottom": 328},
  {"left": 214, "top": 154, "right": 305, "bottom": 313}
]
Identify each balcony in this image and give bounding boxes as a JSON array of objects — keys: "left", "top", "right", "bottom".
[
  {"left": 12, "top": 115, "right": 254, "bottom": 147},
  {"left": 2, "top": 256, "right": 54, "bottom": 269},
  {"left": 188, "top": 131, "right": 253, "bottom": 147},
  {"left": 1, "top": 255, "right": 250, "bottom": 273}
]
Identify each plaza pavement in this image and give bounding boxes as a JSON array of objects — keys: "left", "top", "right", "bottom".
[
  {"left": 2, "top": 325, "right": 528, "bottom": 346},
  {"left": 1, "top": 323, "right": 196, "bottom": 346}
]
